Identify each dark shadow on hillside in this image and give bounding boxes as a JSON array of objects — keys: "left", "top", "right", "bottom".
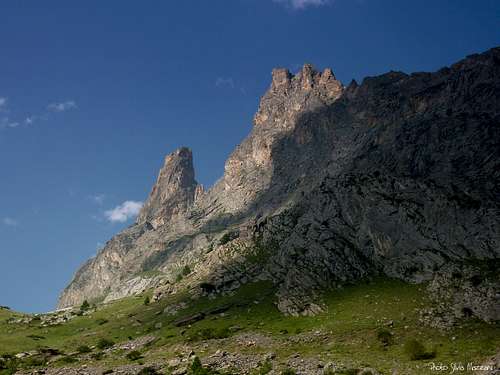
[{"left": 144, "top": 49, "right": 500, "bottom": 302}]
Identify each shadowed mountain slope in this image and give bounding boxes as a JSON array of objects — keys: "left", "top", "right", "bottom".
[{"left": 59, "top": 47, "right": 500, "bottom": 317}]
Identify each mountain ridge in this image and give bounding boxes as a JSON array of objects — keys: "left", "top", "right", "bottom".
[{"left": 59, "top": 47, "right": 500, "bottom": 319}]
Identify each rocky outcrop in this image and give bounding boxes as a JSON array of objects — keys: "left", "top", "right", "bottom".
[
  {"left": 60, "top": 47, "right": 500, "bottom": 315},
  {"left": 137, "top": 147, "right": 199, "bottom": 229},
  {"left": 420, "top": 261, "right": 500, "bottom": 328}
]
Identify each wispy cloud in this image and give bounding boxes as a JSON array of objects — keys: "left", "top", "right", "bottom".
[
  {"left": 104, "top": 201, "right": 143, "bottom": 223},
  {"left": 1, "top": 98, "right": 77, "bottom": 131},
  {"left": 89, "top": 194, "right": 105, "bottom": 205},
  {"left": 0, "top": 117, "right": 20, "bottom": 129},
  {"left": 47, "top": 100, "right": 77, "bottom": 112},
  {"left": 0, "top": 97, "right": 7, "bottom": 111},
  {"left": 274, "top": 0, "right": 331, "bottom": 9},
  {"left": 25, "top": 115, "right": 38, "bottom": 125},
  {"left": 2, "top": 217, "right": 18, "bottom": 227},
  {"left": 215, "top": 77, "right": 235, "bottom": 89}
]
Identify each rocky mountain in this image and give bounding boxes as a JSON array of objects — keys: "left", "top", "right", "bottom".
[{"left": 59, "top": 47, "right": 500, "bottom": 318}]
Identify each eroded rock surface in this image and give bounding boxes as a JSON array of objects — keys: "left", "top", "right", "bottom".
[{"left": 60, "top": 48, "right": 500, "bottom": 318}]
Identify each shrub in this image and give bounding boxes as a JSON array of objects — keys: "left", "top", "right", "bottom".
[
  {"left": 182, "top": 265, "right": 191, "bottom": 276},
  {"left": 281, "top": 369, "right": 296, "bottom": 375},
  {"left": 96, "top": 318, "right": 109, "bottom": 325},
  {"left": 206, "top": 243, "right": 214, "bottom": 253},
  {"left": 334, "top": 370, "right": 358, "bottom": 375},
  {"left": 103, "top": 370, "right": 113, "bottom": 374},
  {"left": 137, "top": 368, "right": 160, "bottom": 375},
  {"left": 404, "top": 339, "right": 436, "bottom": 360},
  {"left": 176, "top": 274, "right": 183, "bottom": 283},
  {"left": 0, "top": 356, "right": 19, "bottom": 374},
  {"left": 470, "top": 275, "right": 483, "bottom": 287},
  {"left": 76, "top": 345, "right": 92, "bottom": 354},
  {"left": 21, "top": 356, "right": 46, "bottom": 368},
  {"left": 376, "top": 329, "right": 393, "bottom": 346},
  {"left": 194, "top": 327, "right": 231, "bottom": 341},
  {"left": 91, "top": 351, "right": 104, "bottom": 361},
  {"left": 126, "top": 350, "right": 142, "bottom": 361},
  {"left": 258, "top": 360, "right": 272, "bottom": 374},
  {"left": 96, "top": 338, "right": 114, "bottom": 350},
  {"left": 188, "top": 356, "right": 217, "bottom": 375},
  {"left": 200, "top": 282, "right": 216, "bottom": 294},
  {"left": 144, "top": 296, "right": 150, "bottom": 306},
  {"left": 219, "top": 231, "right": 239, "bottom": 245},
  {"left": 80, "top": 300, "right": 90, "bottom": 312},
  {"left": 57, "top": 356, "right": 78, "bottom": 364}
]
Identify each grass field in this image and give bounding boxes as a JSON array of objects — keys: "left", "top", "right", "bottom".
[{"left": 1, "top": 278, "right": 498, "bottom": 374}]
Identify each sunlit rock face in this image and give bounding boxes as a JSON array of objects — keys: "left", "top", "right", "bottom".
[
  {"left": 137, "top": 147, "right": 199, "bottom": 229},
  {"left": 59, "top": 48, "right": 500, "bottom": 315},
  {"left": 221, "top": 64, "right": 343, "bottom": 211}
]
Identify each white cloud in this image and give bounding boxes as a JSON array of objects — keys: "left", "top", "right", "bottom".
[
  {"left": 47, "top": 100, "right": 77, "bottom": 112},
  {"left": 215, "top": 77, "right": 235, "bottom": 89},
  {"left": 274, "top": 0, "right": 331, "bottom": 9},
  {"left": 0, "top": 97, "right": 77, "bottom": 131},
  {"left": 2, "top": 217, "right": 18, "bottom": 227},
  {"left": 104, "top": 201, "right": 143, "bottom": 223}
]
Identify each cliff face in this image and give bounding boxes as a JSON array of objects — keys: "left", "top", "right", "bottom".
[
  {"left": 137, "top": 147, "right": 200, "bottom": 229},
  {"left": 59, "top": 47, "right": 500, "bottom": 313}
]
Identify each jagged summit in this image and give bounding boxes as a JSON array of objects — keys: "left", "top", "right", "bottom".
[
  {"left": 137, "top": 147, "right": 199, "bottom": 229},
  {"left": 254, "top": 63, "right": 343, "bottom": 129},
  {"left": 270, "top": 64, "right": 338, "bottom": 92},
  {"left": 59, "top": 48, "right": 500, "bottom": 314}
]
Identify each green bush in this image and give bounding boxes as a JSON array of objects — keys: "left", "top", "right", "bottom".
[
  {"left": 76, "top": 345, "right": 92, "bottom": 354},
  {"left": 376, "top": 329, "right": 393, "bottom": 346},
  {"left": 189, "top": 356, "right": 208, "bottom": 375},
  {"left": 206, "top": 243, "right": 214, "bottom": 253},
  {"left": 258, "top": 360, "right": 272, "bottom": 374},
  {"left": 281, "top": 369, "right": 296, "bottom": 375},
  {"left": 334, "top": 370, "right": 358, "bottom": 375},
  {"left": 193, "top": 327, "right": 231, "bottom": 341},
  {"left": 90, "top": 351, "right": 104, "bottom": 361},
  {"left": 96, "top": 338, "right": 114, "bottom": 350},
  {"left": 20, "top": 356, "right": 46, "bottom": 368},
  {"left": 96, "top": 318, "right": 109, "bottom": 325},
  {"left": 137, "top": 368, "right": 161, "bottom": 375},
  {"left": 0, "top": 356, "right": 19, "bottom": 375},
  {"left": 126, "top": 350, "right": 142, "bottom": 361},
  {"left": 57, "top": 356, "right": 78, "bottom": 364},
  {"left": 80, "top": 300, "right": 90, "bottom": 312},
  {"left": 144, "top": 296, "right": 150, "bottom": 306},
  {"left": 404, "top": 339, "right": 436, "bottom": 360},
  {"left": 219, "top": 231, "right": 239, "bottom": 245},
  {"left": 182, "top": 265, "right": 192, "bottom": 276}
]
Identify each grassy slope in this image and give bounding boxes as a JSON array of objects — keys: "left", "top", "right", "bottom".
[{"left": 1, "top": 278, "right": 498, "bottom": 374}]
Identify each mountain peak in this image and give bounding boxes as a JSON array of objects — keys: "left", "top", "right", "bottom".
[
  {"left": 255, "top": 63, "right": 343, "bottom": 128},
  {"left": 136, "top": 146, "right": 198, "bottom": 228}
]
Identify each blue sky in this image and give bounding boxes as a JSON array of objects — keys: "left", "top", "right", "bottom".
[{"left": 0, "top": 0, "right": 498, "bottom": 313}]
